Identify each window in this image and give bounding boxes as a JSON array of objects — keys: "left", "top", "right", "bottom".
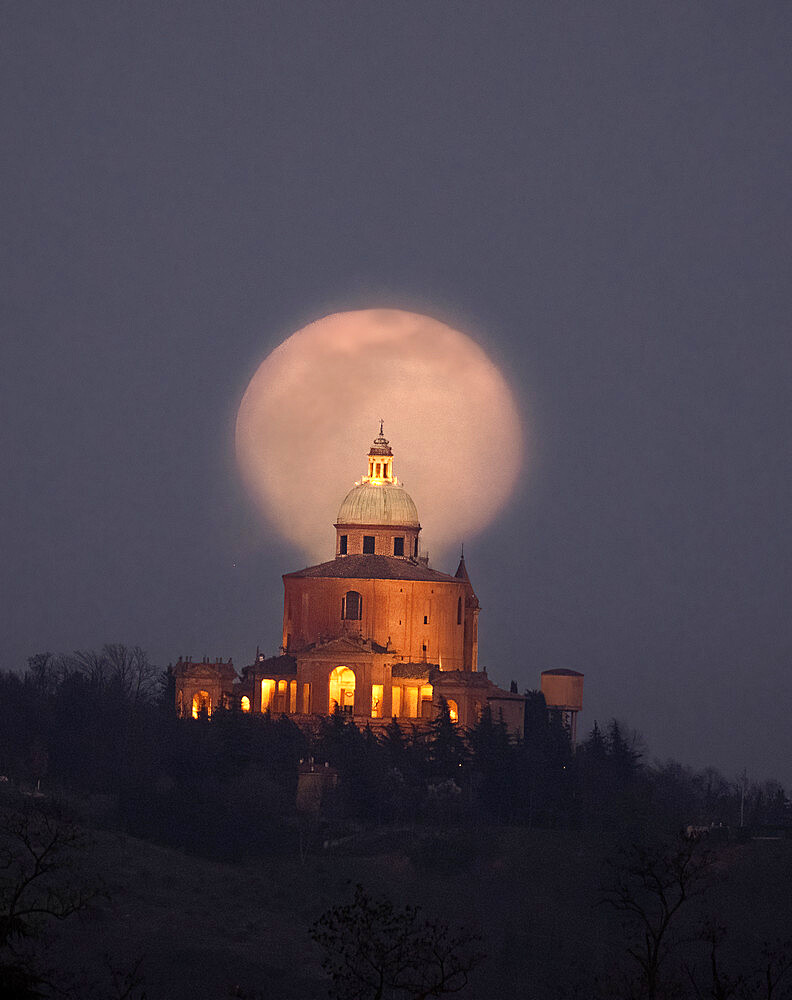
[
  {"left": 394, "top": 536, "right": 404, "bottom": 556},
  {"left": 342, "top": 590, "right": 362, "bottom": 620},
  {"left": 414, "top": 538, "right": 418, "bottom": 557},
  {"left": 302, "top": 682, "right": 311, "bottom": 713},
  {"left": 457, "top": 596, "right": 462, "bottom": 625},
  {"left": 240, "top": 695, "right": 251, "bottom": 713},
  {"left": 339, "top": 534, "right": 348, "bottom": 555},
  {"left": 420, "top": 685, "right": 433, "bottom": 719},
  {"left": 363, "top": 535, "right": 375, "bottom": 554},
  {"left": 423, "top": 615, "right": 429, "bottom": 624},
  {"left": 371, "top": 684, "right": 383, "bottom": 718},
  {"left": 289, "top": 680, "right": 297, "bottom": 714}
]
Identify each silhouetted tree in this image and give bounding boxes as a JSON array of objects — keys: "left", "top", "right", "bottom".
[
  {"left": 600, "top": 835, "right": 715, "bottom": 1000},
  {"left": 311, "top": 884, "right": 484, "bottom": 1000},
  {"left": 468, "top": 706, "right": 513, "bottom": 822},
  {"left": 0, "top": 799, "right": 98, "bottom": 997}
]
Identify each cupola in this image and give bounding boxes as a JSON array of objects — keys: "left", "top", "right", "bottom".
[{"left": 334, "top": 426, "right": 421, "bottom": 558}]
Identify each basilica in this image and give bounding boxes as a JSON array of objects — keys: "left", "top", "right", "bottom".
[{"left": 174, "top": 427, "right": 527, "bottom": 734}]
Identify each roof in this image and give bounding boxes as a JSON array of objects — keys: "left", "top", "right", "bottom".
[
  {"left": 241, "top": 654, "right": 297, "bottom": 678},
  {"left": 336, "top": 481, "right": 420, "bottom": 527},
  {"left": 541, "top": 668, "right": 584, "bottom": 677},
  {"left": 393, "top": 662, "right": 434, "bottom": 678},
  {"left": 284, "top": 554, "right": 461, "bottom": 584}
]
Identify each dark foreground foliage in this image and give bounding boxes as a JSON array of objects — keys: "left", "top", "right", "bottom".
[
  {"left": 0, "top": 648, "right": 790, "bottom": 864},
  {"left": 311, "top": 884, "right": 484, "bottom": 1000}
]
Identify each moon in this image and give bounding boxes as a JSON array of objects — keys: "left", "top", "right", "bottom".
[{"left": 235, "top": 309, "right": 525, "bottom": 565}]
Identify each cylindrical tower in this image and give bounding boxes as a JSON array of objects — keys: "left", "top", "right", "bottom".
[{"left": 540, "top": 668, "right": 584, "bottom": 745}]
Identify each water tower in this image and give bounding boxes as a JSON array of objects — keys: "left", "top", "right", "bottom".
[{"left": 540, "top": 669, "right": 584, "bottom": 745}]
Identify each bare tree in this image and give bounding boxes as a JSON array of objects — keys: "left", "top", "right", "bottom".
[
  {"left": 0, "top": 800, "right": 99, "bottom": 995},
  {"left": 310, "top": 884, "right": 484, "bottom": 1000},
  {"left": 600, "top": 836, "right": 715, "bottom": 1000},
  {"left": 685, "top": 926, "right": 792, "bottom": 1000}
]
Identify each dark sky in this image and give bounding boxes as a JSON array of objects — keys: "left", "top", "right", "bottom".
[{"left": 3, "top": 2, "right": 791, "bottom": 786}]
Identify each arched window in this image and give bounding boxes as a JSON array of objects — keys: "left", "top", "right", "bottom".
[
  {"left": 240, "top": 695, "right": 251, "bottom": 713},
  {"left": 192, "top": 690, "right": 211, "bottom": 718},
  {"left": 457, "top": 596, "right": 462, "bottom": 625},
  {"left": 329, "top": 666, "right": 356, "bottom": 714},
  {"left": 342, "top": 590, "right": 362, "bottom": 620},
  {"left": 447, "top": 699, "right": 459, "bottom": 724}
]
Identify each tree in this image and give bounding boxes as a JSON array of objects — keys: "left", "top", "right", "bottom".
[
  {"left": 428, "top": 698, "right": 467, "bottom": 784},
  {"left": 600, "top": 835, "right": 715, "bottom": 1000},
  {"left": 0, "top": 800, "right": 98, "bottom": 997},
  {"left": 310, "top": 884, "right": 484, "bottom": 1000}
]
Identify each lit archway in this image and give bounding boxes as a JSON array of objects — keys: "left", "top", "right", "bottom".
[
  {"left": 329, "top": 666, "right": 356, "bottom": 714},
  {"left": 261, "top": 678, "right": 276, "bottom": 712},
  {"left": 240, "top": 695, "right": 251, "bottom": 713},
  {"left": 447, "top": 699, "right": 459, "bottom": 724},
  {"left": 192, "top": 690, "right": 211, "bottom": 718}
]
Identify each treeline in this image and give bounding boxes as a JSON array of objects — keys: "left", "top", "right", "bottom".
[{"left": 0, "top": 647, "right": 789, "bottom": 860}]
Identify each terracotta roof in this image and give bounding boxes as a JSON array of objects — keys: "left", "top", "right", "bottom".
[
  {"left": 392, "top": 662, "right": 434, "bottom": 678},
  {"left": 284, "top": 554, "right": 459, "bottom": 584},
  {"left": 242, "top": 654, "right": 297, "bottom": 678}
]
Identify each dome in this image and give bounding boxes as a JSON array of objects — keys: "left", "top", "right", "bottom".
[{"left": 336, "top": 481, "right": 420, "bottom": 528}]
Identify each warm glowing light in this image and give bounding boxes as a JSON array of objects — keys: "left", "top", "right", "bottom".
[
  {"left": 192, "top": 690, "right": 211, "bottom": 718},
  {"left": 371, "top": 683, "right": 383, "bottom": 718},
  {"left": 329, "top": 665, "right": 356, "bottom": 714},
  {"left": 261, "top": 678, "right": 276, "bottom": 712},
  {"left": 236, "top": 309, "right": 525, "bottom": 563},
  {"left": 447, "top": 699, "right": 459, "bottom": 724},
  {"left": 240, "top": 695, "right": 251, "bottom": 713}
]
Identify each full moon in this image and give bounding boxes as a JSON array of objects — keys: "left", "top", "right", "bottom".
[{"left": 235, "top": 309, "right": 525, "bottom": 564}]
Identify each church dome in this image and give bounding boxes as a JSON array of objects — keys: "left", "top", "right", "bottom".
[
  {"left": 335, "top": 424, "right": 421, "bottom": 529},
  {"left": 337, "top": 480, "right": 420, "bottom": 527}
]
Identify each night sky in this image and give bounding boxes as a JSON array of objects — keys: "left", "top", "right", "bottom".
[{"left": 3, "top": 3, "right": 791, "bottom": 786}]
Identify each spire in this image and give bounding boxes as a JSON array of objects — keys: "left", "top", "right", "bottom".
[
  {"left": 455, "top": 551, "right": 480, "bottom": 610},
  {"left": 455, "top": 555, "right": 470, "bottom": 582}
]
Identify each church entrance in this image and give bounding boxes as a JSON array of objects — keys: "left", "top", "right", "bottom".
[
  {"left": 192, "top": 690, "right": 211, "bottom": 718},
  {"left": 329, "top": 666, "right": 356, "bottom": 715}
]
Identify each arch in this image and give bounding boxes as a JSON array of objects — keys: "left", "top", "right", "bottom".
[
  {"left": 240, "top": 695, "right": 251, "bottom": 713},
  {"left": 329, "top": 665, "right": 356, "bottom": 714},
  {"left": 342, "top": 590, "right": 362, "bottom": 620},
  {"left": 261, "top": 678, "right": 276, "bottom": 712},
  {"left": 192, "top": 690, "right": 211, "bottom": 718},
  {"left": 447, "top": 699, "right": 459, "bottom": 724}
]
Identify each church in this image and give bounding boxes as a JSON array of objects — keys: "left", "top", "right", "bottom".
[{"left": 174, "top": 427, "right": 527, "bottom": 734}]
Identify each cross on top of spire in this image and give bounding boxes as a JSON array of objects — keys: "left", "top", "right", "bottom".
[{"left": 370, "top": 422, "right": 392, "bottom": 456}]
